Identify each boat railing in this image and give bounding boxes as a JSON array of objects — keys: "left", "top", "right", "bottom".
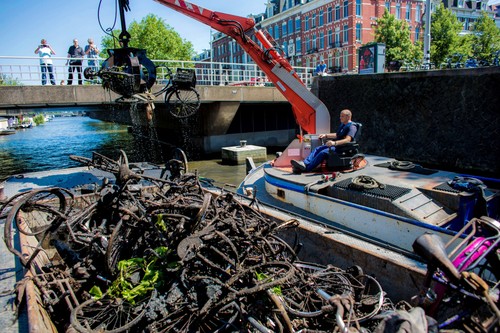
[{"left": 0, "top": 55, "right": 316, "bottom": 88}]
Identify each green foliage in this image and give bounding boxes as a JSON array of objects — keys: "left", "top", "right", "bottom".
[
  {"left": 101, "top": 14, "right": 195, "bottom": 61},
  {"left": 89, "top": 285, "right": 103, "bottom": 299},
  {"left": 255, "top": 271, "right": 282, "bottom": 295},
  {"left": 471, "top": 11, "right": 500, "bottom": 61},
  {"left": 32, "top": 114, "right": 45, "bottom": 126},
  {"left": 0, "top": 74, "right": 22, "bottom": 86},
  {"left": 107, "top": 246, "right": 173, "bottom": 304},
  {"left": 156, "top": 214, "right": 167, "bottom": 232},
  {"left": 429, "top": 4, "right": 463, "bottom": 66},
  {"left": 374, "top": 10, "right": 419, "bottom": 65}
]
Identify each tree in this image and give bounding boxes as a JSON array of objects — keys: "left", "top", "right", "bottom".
[
  {"left": 0, "top": 74, "right": 22, "bottom": 86},
  {"left": 374, "top": 9, "right": 419, "bottom": 65},
  {"left": 429, "top": 4, "right": 463, "bottom": 66},
  {"left": 101, "top": 14, "right": 195, "bottom": 61},
  {"left": 471, "top": 11, "right": 500, "bottom": 62}
]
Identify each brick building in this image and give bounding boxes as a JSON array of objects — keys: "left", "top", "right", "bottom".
[
  {"left": 206, "top": 0, "right": 496, "bottom": 72},
  {"left": 210, "top": 0, "right": 425, "bottom": 72}
]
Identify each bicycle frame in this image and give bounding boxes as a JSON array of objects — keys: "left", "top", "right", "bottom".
[{"left": 413, "top": 216, "right": 500, "bottom": 330}]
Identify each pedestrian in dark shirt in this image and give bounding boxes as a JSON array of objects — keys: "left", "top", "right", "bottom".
[{"left": 66, "top": 39, "right": 85, "bottom": 85}]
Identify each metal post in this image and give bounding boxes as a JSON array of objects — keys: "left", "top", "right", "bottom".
[
  {"left": 209, "top": 28, "right": 214, "bottom": 86},
  {"left": 423, "top": 0, "right": 432, "bottom": 67}
]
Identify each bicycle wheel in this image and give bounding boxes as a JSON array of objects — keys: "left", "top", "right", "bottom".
[
  {"left": 117, "top": 150, "right": 129, "bottom": 168},
  {"left": 278, "top": 262, "right": 353, "bottom": 318},
  {"left": 105, "top": 219, "right": 130, "bottom": 276},
  {"left": 14, "top": 188, "right": 72, "bottom": 236},
  {"left": 70, "top": 296, "right": 148, "bottom": 333},
  {"left": 173, "top": 148, "right": 189, "bottom": 174},
  {"left": 166, "top": 87, "right": 200, "bottom": 118}
]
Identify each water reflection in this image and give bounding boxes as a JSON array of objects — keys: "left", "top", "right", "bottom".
[
  {"left": 0, "top": 117, "right": 136, "bottom": 180},
  {"left": 0, "top": 116, "right": 271, "bottom": 186}
]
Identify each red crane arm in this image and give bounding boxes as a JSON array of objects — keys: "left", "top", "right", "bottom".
[{"left": 154, "top": 0, "right": 330, "bottom": 134}]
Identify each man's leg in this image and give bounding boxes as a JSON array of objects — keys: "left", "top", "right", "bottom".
[
  {"left": 303, "top": 145, "right": 332, "bottom": 171},
  {"left": 41, "top": 65, "right": 47, "bottom": 85},
  {"left": 77, "top": 66, "right": 82, "bottom": 85},
  {"left": 68, "top": 66, "right": 74, "bottom": 85},
  {"left": 48, "top": 64, "right": 56, "bottom": 85}
]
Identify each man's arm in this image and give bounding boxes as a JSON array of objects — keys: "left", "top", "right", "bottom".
[{"left": 319, "top": 133, "right": 337, "bottom": 140}]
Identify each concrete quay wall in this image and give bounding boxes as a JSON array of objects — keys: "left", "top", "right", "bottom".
[{"left": 314, "top": 67, "right": 500, "bottom": 176}]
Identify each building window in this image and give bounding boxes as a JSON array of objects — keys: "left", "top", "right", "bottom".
[
  {"left": 385, "top": 1, "right": 390, "bottom": 13},
  {"left": 296, "top": 38, "right": 302, "bottom": 53},
  {"left": 328, "top": 29, "right": 333, "bottom": 46},
  {"left": 343, "top": 0, "right": 348, "bottom": 17},
  {"left": 282, "top": 22, "right": 288, "bottom": 36},
  {"left": 396, "top": 3, "right": 401, "bottom": 19},
  {"left": 306, "top": 36, "right": 310, "bottom": 51},
  {"left": 275, "top": 25, "right": 280, "bottom": 39},
  {"left": 343, "top": 25, "right": 349, "bottom": 44},
  {"left": 406, "top": 4, "right": 411, "bottom": 20},
  {"left": 320, "top": 32, "right": 325, "bottom": 49},
  {"left": 335, "top": 31, "right": 340, "bottom": 46},
  {"left": 335, "top": 5, "right": 340, "bottom": 20},
  {"left": 415, "top": 26, "right": 420, "bottom": 41},
  {"left": 319, "top": 10, "right": 324, "bottom": 25},
  {"left": 312, "top": 13, "right": 316, "bottom": 28},
  {"left": 305, "top": 15, "right": 309, "bottom": 30},
  {"left": 356, "top": 23, "right": 362, "bottom": 42},
  {"left": 328, "top": 7, "right": 333, "bottom": 22},
  {"left": 313, "top": 33, "right": 317, "bottom": 49},
  {"left": 288, "top": 19, "right": 294, "bottom": 34},
  {"left": 296, "top": 17, "right": 301, "bottom": 31},
  {"left": 268, "top": 26, "right": 273, "bottom": 37},
  {"left": 283, "top": 41, "right": 288, "bottom": 56},
  {"left": 416, "top": 5, "right": 421, "bottom": 22},
  {"left": 356, "top": 0, "right": 362, "bottom": 16},
  {"left": 343, "top": 49, "right": 349, "bottom": 69}
]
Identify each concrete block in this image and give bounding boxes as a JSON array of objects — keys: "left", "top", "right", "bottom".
[{"left": 221, "top": 144, "right": 267, "bottom": 165}]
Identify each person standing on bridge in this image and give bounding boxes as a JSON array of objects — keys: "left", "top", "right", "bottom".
[
  {"left": 34, "top": 39, "right": 56, "bottom": 85},
  {"left": 85, "top": 38, "right": 100, "bottom": 73},
  {"left": 66, "top": 39, "right": 85, "bottom": 85}
]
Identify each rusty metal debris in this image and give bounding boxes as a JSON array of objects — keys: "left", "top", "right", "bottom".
[{"left": 2, "top": 150, "right": 414, "bottom": 332}]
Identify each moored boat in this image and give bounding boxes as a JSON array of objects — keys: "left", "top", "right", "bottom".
[
  {"left": 238, "top": 140, "right": 500, "bottom": 254},
  {"left": 0, "top": 128, "right": 16, "bottom": 135}
]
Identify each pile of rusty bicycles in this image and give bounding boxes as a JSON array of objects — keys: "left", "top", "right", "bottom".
[{"left": 2, "top": 150, "right": 499, "bottom": 332}]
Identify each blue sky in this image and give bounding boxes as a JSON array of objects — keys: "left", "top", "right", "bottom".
[{"left": 2, "top": 0, "right": 267, "bottom": 58}]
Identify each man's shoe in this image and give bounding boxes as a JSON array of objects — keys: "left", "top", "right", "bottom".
[
  {"left": 291, "top": 160, "right": 306, "bottom": 171},
  {"left": 292, "top": 166, "right": 302, "bottom": 174}
]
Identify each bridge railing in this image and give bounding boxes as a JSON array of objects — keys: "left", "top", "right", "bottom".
[{"left": 0, "top": 56, "right": 316, "bottom": 88}]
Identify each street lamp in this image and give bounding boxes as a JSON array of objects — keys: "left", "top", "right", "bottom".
[{"left": 423, "top": 0, "right": 432, "bottom": 67}]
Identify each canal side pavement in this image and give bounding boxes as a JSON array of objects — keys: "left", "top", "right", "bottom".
[{"left": 0, "top": 220, "right": 27, "bottom": 333}]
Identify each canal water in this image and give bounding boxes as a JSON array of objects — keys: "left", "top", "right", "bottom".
[{"left": 0, "top": 116, "right": 266, "bottom": 187}]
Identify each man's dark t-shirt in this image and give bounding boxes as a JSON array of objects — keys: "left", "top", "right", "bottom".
[{"left": 68, "top": 46, "right": 85, "bottom": 65}]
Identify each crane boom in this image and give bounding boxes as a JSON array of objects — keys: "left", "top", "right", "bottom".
[{"left": 154, "top": 0, "right": 330, "bottom": 135}]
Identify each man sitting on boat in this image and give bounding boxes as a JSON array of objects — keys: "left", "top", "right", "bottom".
[{"left": 291, "top": 109, "right": 357, "bottom": 173}]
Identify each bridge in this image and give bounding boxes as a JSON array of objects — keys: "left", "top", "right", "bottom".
[{"left": 0, "top": 85, "right": 287, "bottom": 115}]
